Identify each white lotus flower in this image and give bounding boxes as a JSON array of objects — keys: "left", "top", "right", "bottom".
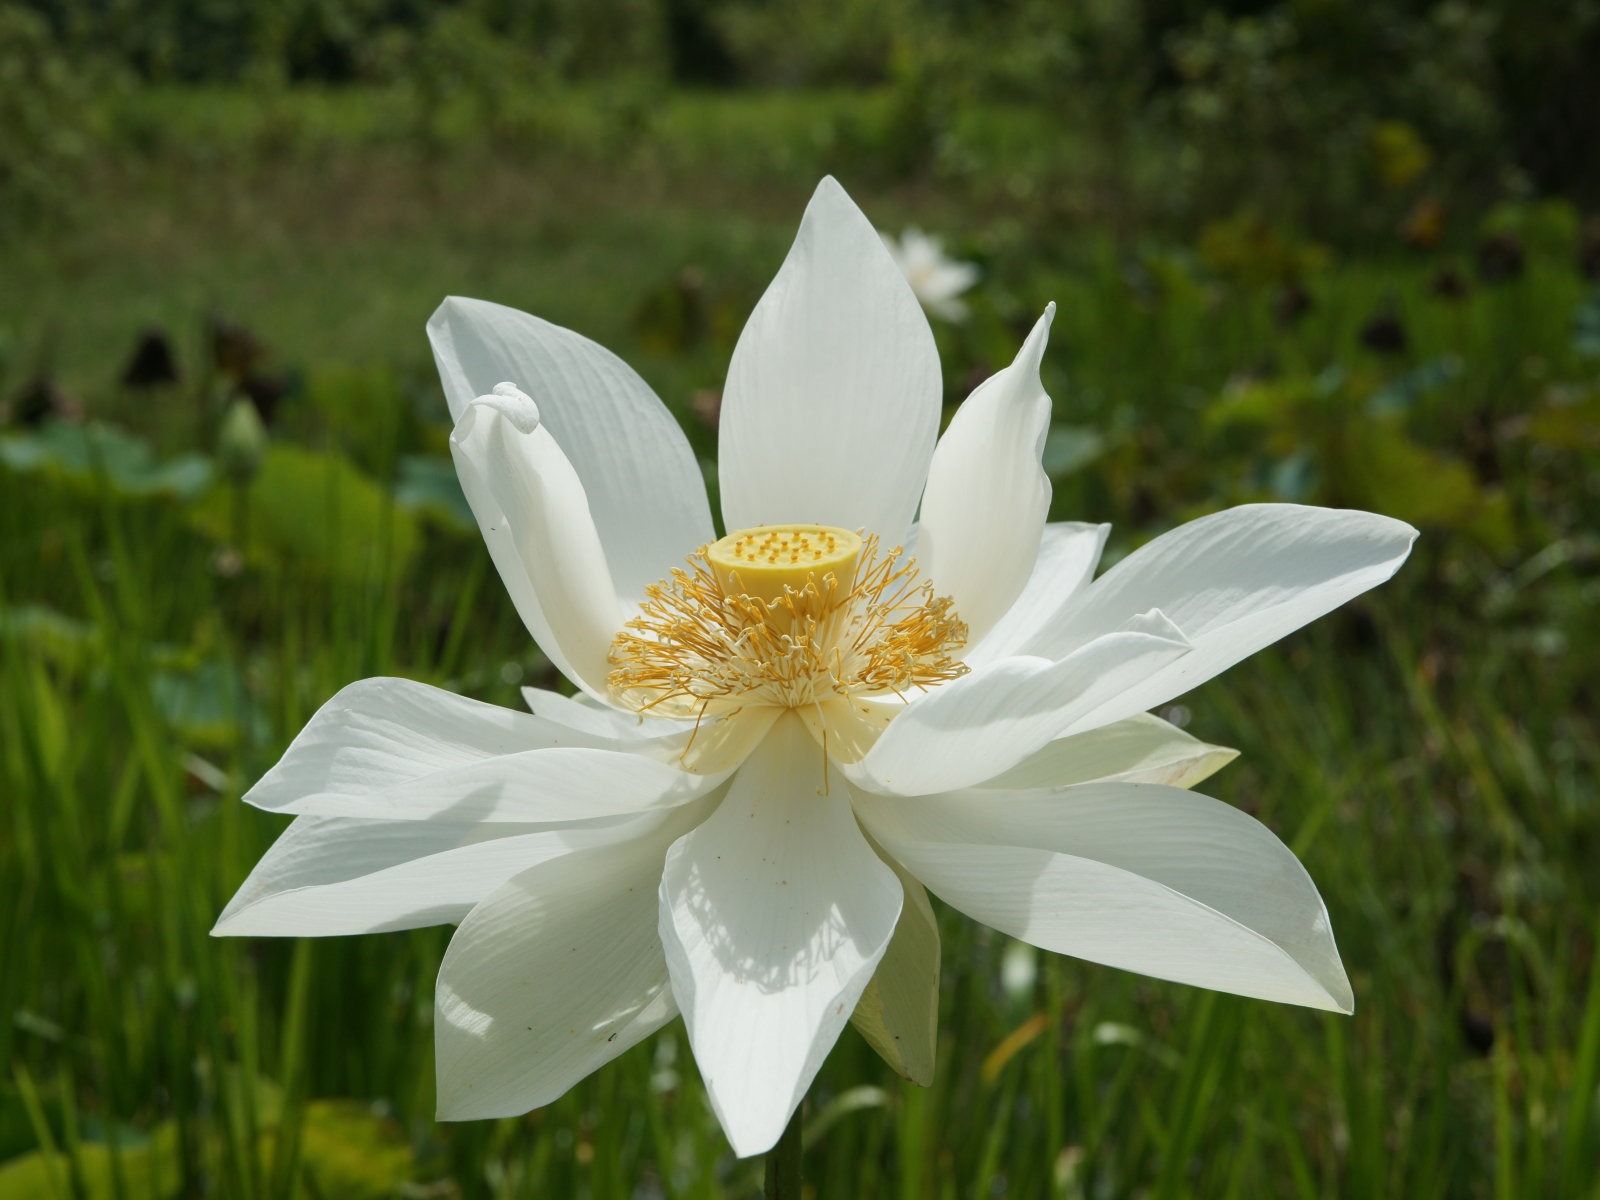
[
  {"left": 214, "top": 177, "right": 1417, "bottom": 1158},
  {"left": 881, "top": 226, "right": 980, "bottom": 321}
]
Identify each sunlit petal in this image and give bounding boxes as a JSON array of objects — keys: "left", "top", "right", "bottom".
[
  {"left": 434, "top": 803, "right": 710, "bottom": 1120},
  {"left": 213, "top": 812, "right": 666, "bottom": 937},
  {"left": 245, "top": 677, "right": 726, "bottom": 821},
  {"left": 857, "top": 781, "right": 1351, "bottom": 1011},
  {"left": 978, "top": 712, "right": 1237, "bottom": 791},
  {"left": 719, "top": 177, "right": 941, "bottom": 541},
  {"left": 844, "top": 615, "right": 1192, "bottom": 795},
  {"left": 1020, "top": 504, "right": 1418, "bottom": 712},
  {"left": 659, "top": 714, "right": 902, "bottom": 1156}
]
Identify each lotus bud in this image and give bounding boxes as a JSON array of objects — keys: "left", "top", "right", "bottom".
[{"left": 217, "top": 398, "right": 268, "bottom": 484}]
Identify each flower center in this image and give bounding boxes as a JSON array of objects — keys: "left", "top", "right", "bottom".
[
  {"left": 704, "top": 524, "right": 863, "bottom": 608},
  {"left": 607, "top": 525, "right": 969, "bottom": 722}
]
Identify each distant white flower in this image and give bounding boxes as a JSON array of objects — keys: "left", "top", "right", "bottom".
[
  {"left": 882, "top": 226, "right": 980, "bottom": 321},
  {"left": 215, "top": 177, "right": 1416, "bottom": 1158}
]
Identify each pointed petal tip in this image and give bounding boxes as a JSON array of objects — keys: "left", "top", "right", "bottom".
[
  {"left": 1324, "top": 969, "right": 1356, "bottom": 1015},
  {"left": 435, "top": 1084, "right": 515, "bottom": 1123},
  {"left": 1011, "top": 303, "right": 1056, "bottom": 371},
  {"left": 718, "top": 1106, "right": 790, "bottom": 1159},
  {"left": 1312, "top": 984, "right": 1355, "bottom": 1016},
  {"left": 433, "top": 1098, "right": 483, "bottom": 1124},
  {"left": 805, "top": 175, "right": 870, "bottom": 228},
  {"left": 427, "top": 293, "right": 475, "bottom": 333},
  {"left": 1294, "top": 956, "right": 1353, "bottom": 1015}
]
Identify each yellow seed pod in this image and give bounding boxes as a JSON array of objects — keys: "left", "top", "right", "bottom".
[{"left": 706, "top": 524, "right": 863, "bottom": 607}]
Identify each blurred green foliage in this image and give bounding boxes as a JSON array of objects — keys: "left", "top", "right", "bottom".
[
  {"left": 0, "top": 5, "right": 115, "bottom": 231},
  {"left": 7, "top": 0, "right": 1600, "bottom": 223}
]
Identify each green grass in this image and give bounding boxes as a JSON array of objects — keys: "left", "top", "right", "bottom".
[{"left": 2, "top": 84, "right": 1597, "bottom": 1199}]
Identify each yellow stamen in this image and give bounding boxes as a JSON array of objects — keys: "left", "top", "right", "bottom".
[{"left": 607, "top": 527, "right": 967, "bottom": 727}]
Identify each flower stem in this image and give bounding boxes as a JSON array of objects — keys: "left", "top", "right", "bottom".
[{"left": 763, "top": 1103, "right": 803, "bottom": 1200}]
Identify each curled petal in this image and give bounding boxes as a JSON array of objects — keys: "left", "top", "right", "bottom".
[
  {"left": 430, "top": 297, "right": 714, "bottom": 603},
  {"left": 451, "top": 392, "right": 623, "bottom": 699}
]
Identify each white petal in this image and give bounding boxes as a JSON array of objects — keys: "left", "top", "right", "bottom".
[
  {"left": 246, "top": 677, "right": 724, "bottom": 821},
  {"left": 429, "top": 297, "right": 714, "bottom": 602},
  {"left": 979, "top": 713, "right": 1237, "bottom": 791},
  {"left": 967, "top": 521, "right": 1110, "bottom": 667},
  {"left": 521, "top": 686, "right": 692, "bottom": 742},
  {"left": 856, "top": 782, "right": 1352, "bottom": 1011},
  {"left": 849, "top": 854, "right": 940, "bottom": 1086},
  {"left": 520, "top": 688, "right": 777, "bottom": 775},
  {"left": 844, "top": 617, "right": 1192, "bottom": 795},
  {"left": 435, "top": 808, "right": 704, "bottom": 1120},
  {"left": 718, "top": 177, "right": 941, "bottom": 542},
  {"left": 213, "top": 811, "right": 660, "bottom": 937},
  {"left": 1021, "top": 504, "right": 1418, "bottom": 713},
  {"left": 451, "top": 394, "right": 623, "bottom": 699},
  {"left": 253, "top": 678, "right": 592, "bottom": 793},
  {"left": 659, "top": 714, "right": 902, "bottom": 1156},
  {"left": 916, "top": 305, "right": 1055, "bottom": 646}
]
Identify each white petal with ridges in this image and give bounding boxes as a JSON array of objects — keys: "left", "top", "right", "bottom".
[
  {"left": 429, "top": 297, "right": 714, "bottom": 602},
  {"left": 1020, "top": 504, "right": 1418, "bottom": 713},
  {"left": 213, "top": 811, "right": 662, "bottom": 936},
  {"left": 844, "top": 616, "right": 1192, "bottom": 795},
  {"left": 521, "top": 686, "right": 693, "bottom": 742},
  {"left": 856, "top": 782, "right": 1352, "bottom": 1012},
  {"left": 917, "top": 305, "right": 1055, "bottom": 646},
  {"left": 968, "top": 521, "right": 1110, "bottom": 666},
  {"left": 979, "top": 713, "right": 1237, "bottom": 791},
  {"left": 659, "top": 714, "right": 902, "bottom": 1157},
  {"left": 719, "top": 177, "right": 941, "bottom": 542},
  {"left": 451, "top": 393, "right": 623, "bottom": 698},
  {"left": 246, "top": 677, "right": 725, "bottom": 822},
  {"left": 250, "top": 677, "right": 599, "bottom": 795},
  {"left": 435, "top": 804, "right": 709, "bottom": 1120},
  {"left": 255, "top": 746, "right": 717, "bottom": 822}
]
